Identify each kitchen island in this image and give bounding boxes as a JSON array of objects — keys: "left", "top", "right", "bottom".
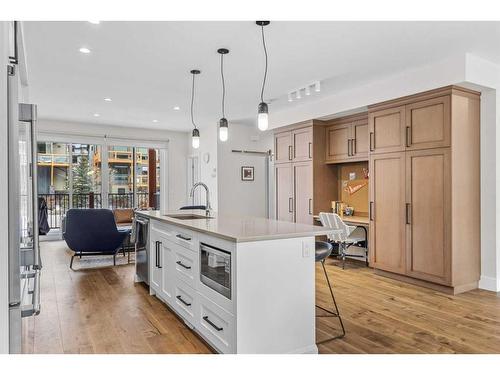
[{"left": 135, "top": 210, "right": 331, "bottom": 354}]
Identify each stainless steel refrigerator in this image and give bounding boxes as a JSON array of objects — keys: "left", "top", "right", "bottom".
[{"left": 7, "top": 62, "right": 41, "bottom": 353}]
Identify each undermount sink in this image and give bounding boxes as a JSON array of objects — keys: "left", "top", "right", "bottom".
[{"left": 165, "top": 214, "right": 214, "bottom": 220}]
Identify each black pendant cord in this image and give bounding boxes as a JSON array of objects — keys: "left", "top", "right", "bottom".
[
  {"left": 221, "top": 53, "right": 226, "bottom": 118},
  {"left": 190, "top": 73, "right": 197, "bottom": 130},
  {"left": 260, "top": 24, "right": 268, "bottom": 103}
]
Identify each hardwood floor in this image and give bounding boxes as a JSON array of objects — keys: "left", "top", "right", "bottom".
[{"left": 23, "top": 240, "right": 500, "bottom": 354}]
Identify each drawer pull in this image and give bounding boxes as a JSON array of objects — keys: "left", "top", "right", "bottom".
[
  {"left": 176, "top": 260, "right": 191, "bottom": 270},
  {"left": 176, "top": 234, "right": 191, "bottom": 241},
  {"left": 176, "top": 295, "right": 191, "bottom": 306},
  {"left": 203, "top": 316, "right": 223, "bottom": 331}
]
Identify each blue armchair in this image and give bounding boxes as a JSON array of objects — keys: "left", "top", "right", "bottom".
[{"left": 63, "top": 209, "right": 129, "bottom": 269}]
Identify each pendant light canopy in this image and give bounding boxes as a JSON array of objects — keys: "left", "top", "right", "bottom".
[
  {"left": 190, "top": 69, "right": 201, "bottom": 149},
  {"left": 256, "top": 21, "right": 270, "bottom": 131},
  {"left": 218, "top": 48, "right": 229, "bottom": 142}
]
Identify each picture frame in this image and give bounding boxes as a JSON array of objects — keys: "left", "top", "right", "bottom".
[{"left": 241, "top": 166, "right": 254, "bottom": 181}]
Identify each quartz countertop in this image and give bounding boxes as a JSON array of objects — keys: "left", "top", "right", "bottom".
[{"left": 136, "top": 210, "right": 331, "bottom": 242}]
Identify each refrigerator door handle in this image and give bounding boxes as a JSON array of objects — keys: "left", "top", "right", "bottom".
[{"left": 19, "top": 103, "right": 41, "bottom": 270}]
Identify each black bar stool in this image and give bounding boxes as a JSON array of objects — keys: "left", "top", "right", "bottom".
[{"left": 315, "top": 241, "right": 346, "bottom": 344}]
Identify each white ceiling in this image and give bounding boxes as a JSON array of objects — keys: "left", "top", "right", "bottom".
[{"left": 23, "top": 21, "right": 500, "bottom": 132}]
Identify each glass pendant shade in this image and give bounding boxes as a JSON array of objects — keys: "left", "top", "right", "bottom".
[
  {"left": 257, "top": 102, "right": 269, "bottom": 131},
  {"left": 192, "top": 128, "right": 200, "bottom": 149},
  {"left": 219, "top": 118, "right": 228, "bottom": 142}
]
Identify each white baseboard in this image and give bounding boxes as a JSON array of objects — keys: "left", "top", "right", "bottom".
[{"left": 478, "top": 275, "right": 500, "bottom": 292}]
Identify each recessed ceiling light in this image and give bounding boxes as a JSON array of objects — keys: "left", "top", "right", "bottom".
[
  {"left": 88, "top": 21, "right": 100, "bottom": 24},
  {"left": 152, "top": 120, "right": 159, "bottom": 123},
  {"left": 79, "top": 47, "right": 91, "bottom": 54},
  {"left": 104, "top": 97, "right": 112, "bottom": 102},
  {"left": 93, "top": 113, "right": 100, "bottom": 117},
  {"left": 173, "top": 106, "right": 180, "bottom": 111}
]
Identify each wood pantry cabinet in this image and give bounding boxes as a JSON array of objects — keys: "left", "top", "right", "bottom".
[
  {"left": 368, "top": 86, "right": 480, "bottom": 294},
  {"left": 325, "top": 113, "right": 369, "bottom": 163},
  {"left": 274, "top": 121, "right": 336, "bottom": 224}
]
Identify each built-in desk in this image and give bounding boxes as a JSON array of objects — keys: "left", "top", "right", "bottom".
[{"left": 313, "top": 215, "right": 369, "bottom": 227}]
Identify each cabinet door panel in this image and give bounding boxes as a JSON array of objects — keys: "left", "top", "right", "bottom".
[
  {"left": 369, "top": 106, "right": 406, "bottom": 154},
  {"left": 406, "top": 148, "right": 451, "bottom": 285},
  {"left": 406, "top": 95, "right": 451, "bottom": 150},
  {"left": 326, "top": 123, "right": 350, "bottom": 162},
  {"left": 275, "top": 164, "right": 293, "bottom": 222},
  {"left": 292, "top": 127, "right": 313, "bottom": 162},
  {"left": 293, "top": 161, "right": 313, "bottom": 225},
  {"left": 352, "top": 121, "right": 369, "bottom": 159},
  {"left": 369, "top": 152, "right": 406, "bottom": 274},
  {"left": 275, "top": 131, "right": 292, "bottom": 164}
]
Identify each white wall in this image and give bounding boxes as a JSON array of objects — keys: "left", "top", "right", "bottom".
[
  {"left": 0, "top": 21, "right": 10, "bottom": 354},
  {"left": 189, "top": 124, "right": 219, "bottom": 211},
  {"left": 217, "top": 123, "right": 273, "bottom": 218},
  {"left": 269, "top": 53, "right": 500, "bottom": 291},
  {"left": 37, "top": 119, "right": 191, "bottom": 211}
]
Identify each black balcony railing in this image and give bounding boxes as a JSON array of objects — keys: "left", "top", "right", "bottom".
[{"left": 40, "top": 192, "right": 159, "bottom": 229}]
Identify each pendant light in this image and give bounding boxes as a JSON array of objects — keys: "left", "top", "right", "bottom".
[
  {"left": 217, "top": 48, "right": 229, "bottom": 142},
  {"left": 190, "top": 69, "right": 201, "bottom": 149},
  {"left": 256, "top": 21, "right": 270, "bottom": 131}
]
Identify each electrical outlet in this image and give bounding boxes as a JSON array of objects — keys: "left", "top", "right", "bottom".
[{"left": 302, "top": 241, "right": 312, "bottom": 258}]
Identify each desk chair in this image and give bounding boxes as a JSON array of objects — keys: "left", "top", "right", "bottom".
[
  {"left": 319, "top": 212, "right": 367, "bottom": 269},
  {"left": 315, "top": 241, "right": 346, "bottom": 343}
]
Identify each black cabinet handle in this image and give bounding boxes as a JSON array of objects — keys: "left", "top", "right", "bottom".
[
  {"left": 176, "top": 260, "right": 191, "bottom": 270},
  {"left": 352, "top": 138, "right": 356, "bottom": 155},
  {"left": 406, "top": 203, "right": 411, "bottom": 224},
  {"left": 288, "top": 197, "right": 293, "bottom": 213},
  {"left": 406, "top": 126, "right": 412, "bottom": 147},
  {"left": 176, "top": 234, "right": 191, "bottom": 241},
  {"left": 158, "top": 241, "right": 162, "bottom": 268},
  {"left": 288, "top": 145, "right": 293, "bottom": 160},
  {"left": 369, "top": 132, "right": 374, "bottom": 152},
  {"left": 308, "top": 142, "right": 312, "bottom": 158},
  {"left": 308, "top": 198, "right": 312, "bottom": 215},
  {"left": 155, "top": 241, "right": 159, "bottom": 268},
  {"left": 369, "top": 202, "right": 374, "bottom": 221},
  {"left": 203, "top": 316, "right": 223, "bottom": 331},
  {"left": 176, "top": 295, "right": 191, "bottom": 307}
]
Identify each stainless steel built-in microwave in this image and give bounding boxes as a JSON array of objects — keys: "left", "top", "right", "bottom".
[{"left": 200, "top": 243, "right": 231, "bottom": 299}]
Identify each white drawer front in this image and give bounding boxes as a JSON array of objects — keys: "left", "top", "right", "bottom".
[
  {"left": 173, "top": 280, "right": 198, "bottom": 325},
  {"left": 173, "top": 244, "right": 198, "bottom": 288},
  {"left": 198, "top": 294, "right": 235, "bottom": 354}
]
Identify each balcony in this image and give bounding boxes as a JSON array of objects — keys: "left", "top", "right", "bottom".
[{"left": 39, "top": 192, "right": 159, "bottom": 229}]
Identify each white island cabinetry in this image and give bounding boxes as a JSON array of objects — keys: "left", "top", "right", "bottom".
[{"left": 139, "top": 210, "right": 329, "bottom": 354}]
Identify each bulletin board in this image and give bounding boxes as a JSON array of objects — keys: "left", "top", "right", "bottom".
[{"left": 337, "top": 161, "right": 369, "bottom": 216}]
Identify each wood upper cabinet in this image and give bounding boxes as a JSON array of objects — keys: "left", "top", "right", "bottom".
[
  {"left": 292, "top": 127, "right": 313, "bottom": 162},
  {"left": 406, "top": 148, "right": 451, "bottom": 285},
  {"left": 293, "top": 161, "right": 313, "bottom": 225},
  {"left": 275, "top": 163, "right": 293, "bottom": 222},
  {"left": 351, "top": 120, "right": 369, "bottom": 159},
  {"left": 326, "top": 123, "right": 350, "bottom": 162},
  {"left": 406, "top": 95, "right": 451, "bottom": 150},
  {"left": 368, "top": 106, "right": 406, "bottom": 154},
  {"left": 325, "top": 116, "right": 369, "bottom": 163},
  {"left": 369, "top": 152, "right": 406, "bottom": 274},
  {"left": 274, "top": 131, "right": 292, "bottom": 164}
]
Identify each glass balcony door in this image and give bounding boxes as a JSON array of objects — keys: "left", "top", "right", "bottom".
[{"left": 38, "top": 141, "right": 161, "bottom": 232}]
